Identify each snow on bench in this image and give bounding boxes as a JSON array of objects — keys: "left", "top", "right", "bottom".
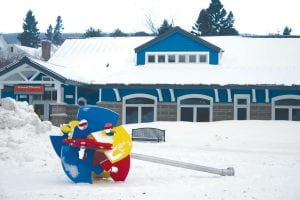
[{"left": 132, "top": 127, "right": 165, "bottom": 142}]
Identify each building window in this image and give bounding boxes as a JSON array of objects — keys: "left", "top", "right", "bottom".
[
  {"left": 42, "top": 76, "right": 51, "bottom": 81},
  {"left": 146, "top": 52, "right": 210, "bottom": 64},
  {"left": 32, "top": 89, "right": 57, "bottom": 101},
  {"left": 199, "top": 54, "right": 207, "bottom": 63},
  {"left": 123, "top": 94, "right": 157, "bottom": 124},
  {"left": 178, "top": 55, "right": 186, "bottom": 63},
  {"left": 234, "top": 95, "right": 250, "bottom": 120},
  {"left": 272, "top": 95, "right": 300, "bottom": 121},
  {"left": 168, "top": 55, "right": 176, "bottom": 63},
  {"left": 188, "top": 55, "right": 196, "bottom": 63},
  {"left": 178, "top": 94, "right": 213, "bottom": 122},
  {"left": 158, "top": 55, "right": 165, "bottom": 63},
  {"left": 147, "top": 55, "right": 155, "bottom": 63}
]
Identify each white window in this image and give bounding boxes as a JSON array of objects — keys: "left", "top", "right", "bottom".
[
  {"left": 199, "top": 54, "right": 208, "bottom": 63},
  {"left": 178, "top": 94, "right": 213, "bottom": 122},
  {"left": 147, "top": 55, "right": 155, "bottom": 63},
  {"left": 168, "top": 55, "right": 176, "bottom": 63},
  {"left": 123, "top": 94, "right": 157, "bottom": 124},
  {"left": 234, "top": 94, "right": 250, "bottom": 120},
  {"left": 272, "top": 95, "right": 300, "bottom": 121},
  {"left": 158, "top": 55, "right": 165, "bottom": 63},
  {"left": 188, "top": 55, "right": 197, "bottom": 63},
  {"left": 178, "top": 55, "right": 186, "bottom": 63},
  {"left": 145, "top": 52, "right": 210, "bottom": 64}
]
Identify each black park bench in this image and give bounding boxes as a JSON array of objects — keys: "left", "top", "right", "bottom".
[{"left": 131, "top": 127, "right": 166, "bottom": 142}]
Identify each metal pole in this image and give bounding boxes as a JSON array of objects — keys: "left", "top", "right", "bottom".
[{"left": 131, "top": 153, "right": 235, "bottom": 176}]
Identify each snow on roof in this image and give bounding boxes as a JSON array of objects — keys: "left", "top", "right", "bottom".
[
  {"left": 14, "top": 45, "right": 41, "bottom": 59},
  {"left": 48, "top": 36, "right": 300, "bottom": 86},
  {"left": 49, "top": 37, "right": 153, "bottom": 84}
]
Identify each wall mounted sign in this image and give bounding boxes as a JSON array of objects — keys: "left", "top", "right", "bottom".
[{"left": 14, "top": 85, "right": 44, "bottom": 94}]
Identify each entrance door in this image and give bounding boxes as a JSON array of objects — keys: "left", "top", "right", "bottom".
[
  {"left": 31, "top": 90, "right": 57, "bottom": 121},
  {"left": 33, "top": 102, "right": 51, "bottom": 121},
  {"left": 34, "top": 104, "right": 45, "bottom": 120}
]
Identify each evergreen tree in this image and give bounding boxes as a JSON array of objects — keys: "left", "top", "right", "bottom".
[
  {"left": 83, "top": 27, "right": 102, "bottom": 38},
  {"left": 191, "top": 9, "right": 211, "bottom": 36},
  {"left": 157, "top": 19, "right": 174, "bottom": 35},
  {"left": 283, "top": 26, "right": 292, "bottom": 35},
  {"left": 192, "top": 0, "right": 238, "bottom": 36},
  {"left": 45, "top": 24, "right": 53, "bottom": 41},
  {"left": 53, "top": 16, "right": 64, "bottom": 45},
  {"left": 17, "top": 10, "right": 40, "bottom": 48},
  {"left": 220, "top": 11, "right": 239, "bottom": 35}
]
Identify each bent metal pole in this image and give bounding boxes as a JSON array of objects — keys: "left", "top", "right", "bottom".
[{"left": 131, "top": 153, "right": 235, "bottom": 176}]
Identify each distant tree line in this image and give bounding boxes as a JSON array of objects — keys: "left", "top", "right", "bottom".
[{"left": 14, "top": 0, "right": 296, "bottom": 47}]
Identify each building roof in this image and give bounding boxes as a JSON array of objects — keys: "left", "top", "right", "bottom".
[
  {"left": 47, "top": 34, "right": 300, "bottom": 86},
  {"left": 49, "top": 36, "right": 153, "bottom": 84},
  {"left": 0, "top": 56, "right": 83, "bottom": 85},
  {"left": 134, "top": 26, "right": 223, "bottom": 53}
]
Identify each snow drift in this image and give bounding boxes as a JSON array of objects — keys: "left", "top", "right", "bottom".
[
  {"left": 0, "top": 97, "right": 60, "bottom": 168},
  {"left": 0, "top": 97, "right": 300, "bottom": 200}
]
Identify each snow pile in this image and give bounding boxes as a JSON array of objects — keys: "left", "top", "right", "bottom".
[
  {"left": 0, "top": 97, "right": 60, "bottom": 168},
  {"left": 0, "top": 99, "right": 299, "bottom": 199},
  {"left": 0, "top": 97, "right": 51, "bottom": 132}
]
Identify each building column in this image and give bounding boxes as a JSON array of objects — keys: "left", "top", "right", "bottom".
[
  {"left": 227, "top": 89, "right": 232, "bottom": 102},
  {"left": 252, "top": 89, "right": 256, "bottom": 103},
  {"left": 55, "top": 83, "right": 62, "bottom": 103},
  {"left": 75, "top": 86, "right": 78, "bottom": 104},
  {"left": 214, "top": 89, "right": 219, "bottom": 102},
  {"left": 0, "top": 84, "right": 3, "bottom": 99},
  {"left": 98, "top": 88, "right": 102, "bottom": 102}
]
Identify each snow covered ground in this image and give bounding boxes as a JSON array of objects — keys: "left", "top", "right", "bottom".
[{"left": 0, "top": 98, "right": 300, "bottom": 200}]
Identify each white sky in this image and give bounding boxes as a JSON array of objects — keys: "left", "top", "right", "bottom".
[{"left": 1, "top": 0, "right": 300, "bottom": 35}]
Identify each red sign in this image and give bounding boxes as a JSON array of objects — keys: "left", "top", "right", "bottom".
[{"left": 14, "top": 85, "right": 44, "bottom": 94}]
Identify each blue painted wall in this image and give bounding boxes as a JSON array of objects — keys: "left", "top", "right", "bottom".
[
  {"left": 101, "top": 88, "right": 220, "bottom": 103},
  {"left": 218, "top": 89, "right": 228, "bottom": 103},
  {"left": 119, "top": 89, "right": 158, "bottom": 100},
  {"left": 77, "top": 86, "right": 99, "bottom": 105},
  {"left": 102, "top": 88, "right": 117, "bottom": 102},
  {"left": 269, "top": 89, "right": 300, "bottom": 99},
  {"left": 63, "top": 85, "right": 76, "bottom": 104},
  {"left": 136, "top": 32, "right": 219, "bottom": 65},
  {"left": 231, "top": 89, "right": 252, "bottom": 102},
  {"left": 161, "top": 89, "right": 172, "bottom": 102},
  {"left": 256, "top": 89, "right": 265, "bottom": 103},
  {"left": 34, "top": 73, "right": 46, "bottom": 81},
  {"left": 1, "top": 86, "right": 14, "bottom": 98},
  {"left": 2, "top": 84, "right": 299, "bottom": 106},
  {"left": 174, "top": 89, "right": 216, "bottom": 102}
]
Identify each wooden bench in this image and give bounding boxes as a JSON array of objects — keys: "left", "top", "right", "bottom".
[{"left": 132, "top": 127, "right": 165, "bottom": 142}]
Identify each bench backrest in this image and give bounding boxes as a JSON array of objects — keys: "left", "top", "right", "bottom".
[{"left": 132, "top": 127, "right": 165, "bottom": 141}]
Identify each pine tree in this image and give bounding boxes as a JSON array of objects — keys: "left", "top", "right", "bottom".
[
  {"left": 220, "top": 11, "right": 239, "bottom": 35},
  {"left": 191, "top": 9, "right": 211, "bottom": 36},
  {"left": 157, "top": 19, "right": 174, "bottom": 35},
  {"left": 192, "top": 0, "right": 238, "bottom": 36},
  {"left": 283, "top": 26, "right": 292, "bottom": 35},
  {"left": 17, "top": 10, "right": 40, "bottom": 48},
  {"left": 83, "top": 27, "right": 102, "bottom": 38},
  {"left": 45, "top": 24, "right": 53, "bottom": 41},
  {"left": 53, "top": 16, "right": 64, "bottom": 45}
]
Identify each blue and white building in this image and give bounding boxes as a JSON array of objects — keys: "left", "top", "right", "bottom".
[{"left": 0, "top": 27, "right": 299, "bottom": 124}]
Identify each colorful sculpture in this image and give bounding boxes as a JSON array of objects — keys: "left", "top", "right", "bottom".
[{"left": 50, "top": 106, "right": 132, "bottom": 183}]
